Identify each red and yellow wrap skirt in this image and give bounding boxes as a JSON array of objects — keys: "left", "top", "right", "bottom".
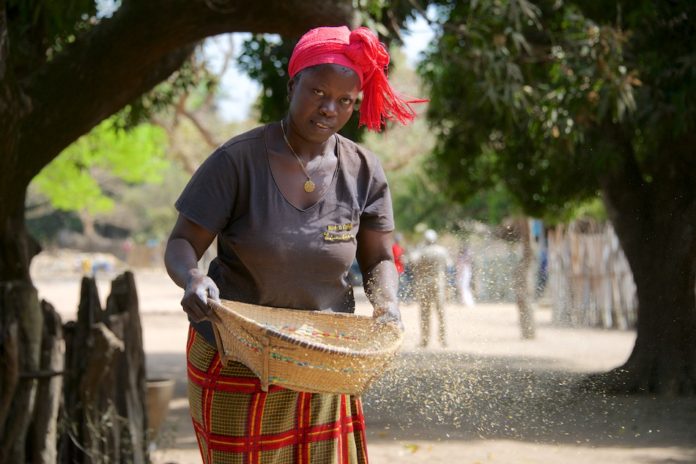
[{"left": 186, "top": 327, "right": 370, "bottom": 464}]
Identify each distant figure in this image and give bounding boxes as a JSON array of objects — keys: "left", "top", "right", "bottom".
[
  {"left": 81, "top": 258, "right": 92, "bottom": 276},
  {"left": 456, "top": 244, "right": 476, "bottom": 307},
  {"left": 392, "top": 232, "right": 405, "bottom": 275},
  {"left": 535, "top": 247, "right": 548, "bottom": 298},
  {"left": 392, "top": 232, "right": 407, "bottom": 299},
  {"left": 413, "top": 229, "right": 450, "bottom": 347},
  {"left": 121, "top": 237, "right": 134, "bottom": 264}
]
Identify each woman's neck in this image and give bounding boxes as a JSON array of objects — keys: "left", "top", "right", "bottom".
[{"left": 281, "top": 120, "right": 335, "bottom": 160}]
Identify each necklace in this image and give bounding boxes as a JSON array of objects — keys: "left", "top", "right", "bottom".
[{"left": 280, "top": 119, "right": 327, "bottom": 193}]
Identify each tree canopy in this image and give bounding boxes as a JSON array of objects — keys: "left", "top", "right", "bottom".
[
  {"left": 32, "top": 119, "right": 168, "bottom": 215},
  {"left": 420, "top": 0, "right": 696, "bottom": 394}
]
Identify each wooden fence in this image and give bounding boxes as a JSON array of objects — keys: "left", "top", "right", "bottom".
[{"left": 547, "top": 223, "right": 637, "bottom": 329}]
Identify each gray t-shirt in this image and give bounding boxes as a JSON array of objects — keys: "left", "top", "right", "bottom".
[{"left": 175, "top": 124, "right": 394, "bottom": 342}]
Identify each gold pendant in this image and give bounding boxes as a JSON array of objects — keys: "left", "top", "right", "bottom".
[{"left": 304, "top": 180, "right": 316, "bottom": 193}]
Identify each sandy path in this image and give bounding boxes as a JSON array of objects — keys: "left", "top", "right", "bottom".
[{"left": 33, "top": 269, "right": 696, "bottom": 464}]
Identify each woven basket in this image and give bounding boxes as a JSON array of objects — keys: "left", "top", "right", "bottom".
[{"left": 209, "top": 299, "right": 403, "bottom": 395}]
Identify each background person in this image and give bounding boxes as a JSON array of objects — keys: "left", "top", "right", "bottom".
[
  {"left": 164, "top": 25, "right": 420, "bottom": 464},
  {"left": 392, "top": 231, "right": 405, "bottom": 275},
  {"left": 412, "top": 229, "right": 451, "bottom": 348},
  {"left": 456, "top": 242, "right": 476, "bottom": 307},
  {"left": 392, "top": 231, "right": 409, "bottom": 300}
]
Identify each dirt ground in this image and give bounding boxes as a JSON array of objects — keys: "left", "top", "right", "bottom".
[{"left": 33, "top": 266, "right": 696, "bottom": 464}]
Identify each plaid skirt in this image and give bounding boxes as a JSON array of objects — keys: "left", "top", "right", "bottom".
[{"left": 186, "top": 327, "right": 370, "bottom": 464}]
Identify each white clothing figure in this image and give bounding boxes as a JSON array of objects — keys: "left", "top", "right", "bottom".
[{"left": 456, "top": 245, "right": 475, "bottom": 307}]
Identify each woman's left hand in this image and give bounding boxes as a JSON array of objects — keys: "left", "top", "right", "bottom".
[{"left": 374, "top": 306, "right": 405, "bottom": 332}]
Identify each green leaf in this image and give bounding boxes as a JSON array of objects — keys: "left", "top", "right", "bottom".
[{"left": 32, "top": 118, "right": 168, "bottom": 214}]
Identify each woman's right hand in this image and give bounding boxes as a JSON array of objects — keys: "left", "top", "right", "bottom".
[{"left": 181, "top": 268, "right": 221, "bottom": 322}]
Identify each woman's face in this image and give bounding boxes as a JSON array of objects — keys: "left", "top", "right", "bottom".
[{"left": 287, "top": 64, "right": 361, "bottom": 144}]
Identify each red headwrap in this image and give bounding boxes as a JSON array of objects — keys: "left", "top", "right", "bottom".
[{"left": 288, "top": 26, "right": 426, "bottom": 132}]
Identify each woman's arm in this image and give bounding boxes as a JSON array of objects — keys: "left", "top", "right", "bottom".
[
  {"left": 356, "top": 228, "right": 404, "bottom": 331},
  {"left": 164, "top": 214, "right": 220, "bottom": 322}
]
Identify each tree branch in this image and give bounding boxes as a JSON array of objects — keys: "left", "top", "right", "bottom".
[
  {"left": 182, "top": 108, "right": 220, "bottom": 149},
  {"left": 0, "top": 0, "right": 31, "bottom": 189},
  {"left": 16, "top": 0, "right": 353, "bottom": 185},
  {"left": 151, "top": 116, "right": 202, "bottom": 175}
]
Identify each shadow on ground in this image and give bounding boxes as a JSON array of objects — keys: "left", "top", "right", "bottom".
[
  {"left": 145, "top": 349, "right": 696, "bottom": 459},
  {"left": 362, "top": 351, "right": 696, "bottom": 450}
]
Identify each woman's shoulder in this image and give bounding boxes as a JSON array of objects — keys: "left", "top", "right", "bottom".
[
  {"left": 195, "top": 125, "right": 268, "bottom": 174},
  {"left": 336, "top": 133, "right": 382, "bottom": 168}
]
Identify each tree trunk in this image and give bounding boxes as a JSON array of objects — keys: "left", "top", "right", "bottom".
[
  {"left": 77, "top": 210, "right": 99, "bottom": 244},
  {"left": 590, "top": 150, "right": 696, "bottom": 395},
  {"left": 595, "top": 215, "right": 696, "bottom": 395},
  {"left": 514, "top": 218, "right": 536, "bottom": 339},
  {"left": 0, "top": 191, "right": 44, "bottom": 464},
  {"left": 0, "top": 282, "right": 43, "bottom": 461},
  {"left": 1, "top": 6, "right": 44, "bottom": 459},
  {"left": 628, "top": 239, "right": 696, "bottom": 394}
]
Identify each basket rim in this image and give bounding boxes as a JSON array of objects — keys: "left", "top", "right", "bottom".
[{"left": 209, "top": 299, "right": 403, "bottom": 358}]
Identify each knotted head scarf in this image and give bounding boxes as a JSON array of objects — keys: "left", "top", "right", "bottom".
[{"left": 288, "top": 26, "right": 426, "bottom": 132}]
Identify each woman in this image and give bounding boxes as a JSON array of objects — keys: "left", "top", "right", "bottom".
[{"left": 165, "top": 25, "right": 420, "bottom": 464}]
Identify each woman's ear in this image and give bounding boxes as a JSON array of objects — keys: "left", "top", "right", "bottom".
[{"left": 287, "top": 76, "right": 297, "bottom": 102}]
